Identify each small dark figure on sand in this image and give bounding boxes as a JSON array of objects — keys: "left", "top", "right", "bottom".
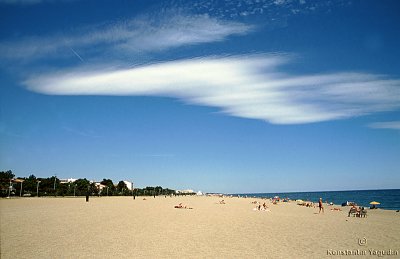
[{"left": 318, "top": 198, "right": 324, "bottom": 213}]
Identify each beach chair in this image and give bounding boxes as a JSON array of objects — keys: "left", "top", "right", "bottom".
[
  {"left": 348, "top": 207, "right": 357, "bottom": 217},
  {"left": 359, "top": 209, "right": 367, "bottom": 218}
]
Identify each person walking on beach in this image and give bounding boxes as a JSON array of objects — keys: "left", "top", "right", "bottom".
[{"left": 318, "top": 198, "right": 324, "bottom": 213}]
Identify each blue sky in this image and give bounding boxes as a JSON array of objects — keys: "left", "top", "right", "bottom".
[{"left": 0, "top": 0, "right": 399, "bottom": 193}]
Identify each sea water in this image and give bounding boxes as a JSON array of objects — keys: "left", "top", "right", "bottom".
[{"left": 235, "top": 189, "right": 400, "bottom": 210}]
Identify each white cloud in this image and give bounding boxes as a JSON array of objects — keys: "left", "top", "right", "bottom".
[
  {"left": 0, "top": 13, "right": 252, "bottom": 61},
  {"left": 122, "top": 14, "right": 252, "bottom": 52},
  {"left": 368, "top": 121, "right": 400, "bottom": 130},
  {"left": 24, "top": 54, "right": 400, "bottom": 124}
]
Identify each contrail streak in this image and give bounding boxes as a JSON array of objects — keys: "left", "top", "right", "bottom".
[{"left": 70, "top": 47, "right": 84, "bottom": 62}]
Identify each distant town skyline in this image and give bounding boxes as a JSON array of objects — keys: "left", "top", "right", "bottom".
[{"left": 1, "top": 0, "right": 399, "bottom": 193}]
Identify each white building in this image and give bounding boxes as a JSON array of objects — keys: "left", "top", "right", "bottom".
[
  {"left": 176, "top": 189, "right": 195, "bottom": 194},
  {"left": 123, "top": 180, "right": 134, "bottom": 190},
  {"left": 59, "top": 178, "right": 77, "bottom": 184},
  {"left": 94, "top": 182, "right": 107, "bottom": 191}
]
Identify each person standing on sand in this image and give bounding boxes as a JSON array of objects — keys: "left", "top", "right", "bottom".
[{"left": 318, "top": 198, "right": 324, "bottom": 213}]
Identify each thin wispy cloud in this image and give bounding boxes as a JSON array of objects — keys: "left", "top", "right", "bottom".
[
  {"left": 121, "top": 13, "right": 252, "bottom": 52},
  {"left": 62, "top": 126, "right": 101, "bottom": 138},
  {"left": 368, "top": 121, "right": 400, "bottom": 130},
  {"left": 134, "top": 154, "right": 176, "bottom": 158},
  {"left": 189, "top": 0, "right": 348, "bottom": 19},
  {"left": 0, "top": 13, "right": 252, "bottom": 62},
  {"left": 24, "top": 55, "right": 400, "bottom": 125},
  {"left": 0, "top": 0, "right": 346, "bottom": 67}
]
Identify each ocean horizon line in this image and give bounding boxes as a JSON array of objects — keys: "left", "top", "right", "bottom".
[{"left": 231, "top": 188, "right": 400, "bottom": 196}]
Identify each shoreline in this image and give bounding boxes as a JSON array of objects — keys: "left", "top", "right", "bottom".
[{"left": 229, "top": 189, "right": 400, "bottom": 211}]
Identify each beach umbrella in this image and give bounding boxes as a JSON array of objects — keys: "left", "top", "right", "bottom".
[{"left": 369, "top": 201, "right": 380, "bottom": 209}]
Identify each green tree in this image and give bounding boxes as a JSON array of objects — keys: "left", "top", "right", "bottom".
[
  {"left": 100, "top": 179, "right": 114, "bottom": 187},
  {"left": 117, "top": 181, "right": 127, "bottom": 195},
  {"left": 74, "top": 178, "right": 90, "bottom": 196},
  {"left": 164, "top": 188, "right": 175, "bottom": 196},
  {"left": 100, "top": 179, "right": 115, "bottom": 196},
  {"left": 57, "top": 182, "right": 69, "bottom": 196},
  {"left": 0, "top": 170, "right": 14, "bottom": 197},
  {"left": 0, "top": 170, "right": 14, "bottom": 180},
  {"left": 22, "top": 175, "right": 38, "bottom": 195},
  {"left": 37, "top": 176, "right": 59, "bottom": 196},
  {"left": 145, "top": 186, "right": 156, "bottom": 197},
  {"left": 89, "top": 182, "right": 98, "bottom": 196},
  {"left": 62, "top": 182, "right": 74, "bottom": 196},
  {"left": 155, "top": 186, "right": 163, "bottom": 196}
]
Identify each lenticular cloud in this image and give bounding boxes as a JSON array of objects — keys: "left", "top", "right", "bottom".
[{"left": 24, "top": 55, "right": 400, "bottom": 124}]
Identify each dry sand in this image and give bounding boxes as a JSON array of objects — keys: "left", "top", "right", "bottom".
[{"left": 1, "top": 196, "right": 399, "bottom": 258}]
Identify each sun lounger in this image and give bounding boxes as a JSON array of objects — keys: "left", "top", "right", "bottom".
[
  {"left": 358, "top": 209, "right": 367, "bottom": 218},
  {"left": 348, "top": 207, "right": 358, "bottom": 217}
]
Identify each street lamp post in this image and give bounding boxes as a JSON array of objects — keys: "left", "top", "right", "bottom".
[
  {"left": 53, "top": 175, "right": 57, "bottom": 196},
  {"left": 8, "top": 179, "right": 12, "bottom": 198},
  {"left": 36, "top": 181, "right": 41, "bottom": 197},
  {"left": 20, "top": 180, "right": 23, "bottom": 197}
]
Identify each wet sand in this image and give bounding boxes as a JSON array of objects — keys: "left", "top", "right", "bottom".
[{"left": 1, "top": 196, "right": 399, "bottom": 258}]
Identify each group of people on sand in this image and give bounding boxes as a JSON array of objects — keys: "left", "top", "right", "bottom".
[
  {"left": 174, "top": 203, "right": 193, "bottom": 209},
  {"left": 253, "top": 202, "right": 270, "bottom": 211},
  {"left": 173, "top": 197, "right": 359, "bottom": 215},
  {"left": 318, "top": 198, "right": 342, "bottom": 213},
  {"left": 348, "top": 204, "right": 367, "bottom": 217},
  {"left": 298, "top": 201, "right": 315, "bottom": 208}
]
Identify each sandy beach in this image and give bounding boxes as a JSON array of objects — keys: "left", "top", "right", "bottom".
[{"left": 1, "top": 196, "right": 399, "bottom": 258}]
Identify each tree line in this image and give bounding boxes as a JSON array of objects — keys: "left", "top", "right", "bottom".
[{"left": 0, "top": 170, "right": 177, "bottom": 197}]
